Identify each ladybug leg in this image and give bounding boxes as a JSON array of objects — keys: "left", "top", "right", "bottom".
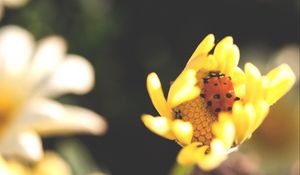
[
  {"left": 234, "top": 97, "right": 240, "bottom": 101},
  {"left": 203, "top": 78, "right": 209, "bottom": 84},
  {"left": 173, "top": 109, "right": 182, "bottom": 119},
  {"left": 227, "top": 107, "right": 232, "bottom": 111},
  {"left": 200, "top": 93, "right": 206, "bottom": 98}
]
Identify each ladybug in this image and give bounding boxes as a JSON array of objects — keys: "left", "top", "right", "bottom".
[{"left": 200, "top": 71, "right": 240, "bottom": 116}]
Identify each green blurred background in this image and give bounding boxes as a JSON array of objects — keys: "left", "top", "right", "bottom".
[{"left": 1, "top": 0, "right": 299, "bottom": 174}]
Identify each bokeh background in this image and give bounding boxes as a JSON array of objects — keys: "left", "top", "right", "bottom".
[{"left": 1, "top": 0, "right": 299, "bottom": 175}]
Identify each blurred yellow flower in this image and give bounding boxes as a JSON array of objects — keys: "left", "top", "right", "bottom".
[
  {"left": 142, "top": 34, "right": 295, "bottom": 171},
  {"left": 32, "top": 152, "right": 71, "bottom": 175},
  {"left": 0, "top": 151, "right": 71, "bottom": 175},
  {"left": 0, "top": 0, "right": 28, "bottom": 19},
  {"left": 0, "top": 25, "right": 107, "bottom": 162}
]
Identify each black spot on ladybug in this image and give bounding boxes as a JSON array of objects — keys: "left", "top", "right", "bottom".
[
  {"left": 226, "top": 93, "right": 232, "bottom": 98},
  {"left": 213, "top": 94, "right": 220, "bottom": 99},
  {"left": 200, "top": 94, "right": 205, "bottom": 98},
  {"left": 234, "top": 97, "right": 240, "bottom": 101},
  {"left": 227, "top": 107, "right": 232, "bottom": 111},
  {"left": 174, "top": 110, "right": 182, "bottom": 119},
  {"left": 223, "top": 83, "right": 227, "bottom": 85},
  {"left": 207, "top": 101, "right": 212, "bottom": 107},
  {"left": 214, "top": 83, "right": 218, "bottom": 86},
  {"left": 215, "top": 108, "right": 221, "bottom": 112}
]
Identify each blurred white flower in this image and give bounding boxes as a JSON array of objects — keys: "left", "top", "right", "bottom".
[
  {"left": 0, "top": 25, "right": 107, "bottom": 162},
  {"left": 0, "top": 155, "right": 11, "bottom": 175},
  {"left": 0, "top": 0, "right": 28, "bottom": 19},
  {"left": 0, "top": 152, "right": 72, "bottom": 175}
]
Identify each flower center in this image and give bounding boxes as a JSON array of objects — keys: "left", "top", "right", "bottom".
[
  {"left": 0, "top": 81, "right": 27, "bottom": 137},
  {"left": 173, "top": 71, "right": 238, "bottom": 145}
]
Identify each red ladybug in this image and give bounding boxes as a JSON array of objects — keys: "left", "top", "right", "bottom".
[{"left": 200, "top": 72, "right": 240, "bottom": 116}]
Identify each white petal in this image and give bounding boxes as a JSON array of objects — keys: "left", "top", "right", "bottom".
[
  {"left": 37, "top": 54, "right": 95, "bottom": 97},
  {"left": 42, "top": 104, "right": 107, "bottom": 136},
  {"left": 0, "top": 4, "right": 3, "bottom": 20},
  {"left": 3, "top": 0, "right": 28, "bottom": 8},
  {"left": 21, "top": 98, "right": 107, "bottom": 136},
  {"left": 0, "top": 130, "right": 43, "bottom": 162},
  {"left": 18, "top": 98, "right": 65, "bottom": 126},
  {"left": 0, "top": 25, "right": 34, "bottom": 77},
  {"left": 28, "top": 36, "right": 67, "bottom": 86}
]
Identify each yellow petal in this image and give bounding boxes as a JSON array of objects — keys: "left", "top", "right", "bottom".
[
  {"left": 223, "top": 45, "right": 240, "bottom": 76},
  {"left": 197, "top": 139, "right": 227, "bottom": 171},
  {"left": 141, "top": 114, "right": 175, "bottom": 140},
  {"left": 231, "top": 67, "right": 246, "bottom": 85},
  {"left": 231, "top": 102, "right": 256, "bottom": 143},
  {"left": 244, "top": 63, "right": 263, "bottom": 102},
  {"left": 232, "top": 104, "right": 248, "bottom": 143},
  {"left": 212, "top": 113, "right": 235, "bottom": 149},
  {"left": 231, "top": 67, "right": 246, "bottom": 98},
  {"left": 187, "top": 34, "right": 215, "bottom": 64},
  {"left": 177, "top": 142, "right": 208, "bottom": 165},
  {"left": 265, "top": 64, "right": 296, "bottom": 105},
  {"left": 6, "top": 159, "right": 31, "bottom": 175},
  {"left": 231, "top": 102, "right": 246, "bottom": 143},
  {"left": 241, "top": 103, "right": 256, "bottom": 140},
  {"left": 146, "top": 73, "right": 173, "bottom": 119},
  {"left": 250, "top": 100, "right": 269, "bottom": 134},
  {"left": 234, "top": 85, "right": 245, "bottom": 100},
  {"left": 172, "top": 120, "right": 193, "bottom": 145},
  {"left": 33, "top": 151, "right": 71, "bottom": 175},
  {"left": 185, "top": 54, "right": 218, "bottom": 72},
  {"left": 0, "top": 156, "right": 10, "bottom": 175},
  {"left": 210, "top": 139, "right": 227, "bottom": 155},
  {"left": 167, "top": 69, "right": 200, "bottom": 108},
  {"left": 213, "top": 36, "right": 233, "bottom": 72}
]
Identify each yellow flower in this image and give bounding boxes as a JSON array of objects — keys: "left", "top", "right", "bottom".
[
  {"left": 32, "top": 152, "right": 71, "bottom": 175},
  {"left": 142, "top": 34, "right": 295, "bottom": 171},
  {"left": 0, "top": 25, "right": 107, "bottom": 161}
]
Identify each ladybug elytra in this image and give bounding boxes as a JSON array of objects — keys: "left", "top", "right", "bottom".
[{"left": 201, "top": 71, "right": 240, "bottom": 116}]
